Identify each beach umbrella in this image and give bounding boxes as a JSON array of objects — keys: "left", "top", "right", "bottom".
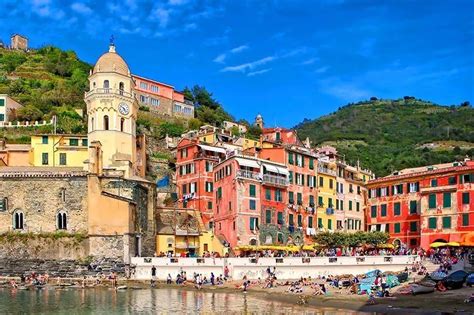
[
  {"left": 377, "top": 243, "right": 394, "bottom": 249},
  {"left": 430, "top": 242, "right": 447, "bottom": 248},
  {"left": 446, "top": 242, "right": 460, "bottom": 247}
]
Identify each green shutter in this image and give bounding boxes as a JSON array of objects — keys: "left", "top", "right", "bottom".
[
  {"left": 42, "top": 136, "right": 48, "bottom": 144},
  {"left": 308, "top": 216, "right": 313, "bottom": 228},
  {"left": 410, "top": 221, "right": 417, "bottom": 232},
  {"left": 443, "top": 193, "right": 451, "bottom": 208},
  {"left": 371, "top": 206, "right": 377, "bottom": 218},
  {"left": 319, "top": 177, "right": 324, "bottom": 187},
  {"left": 289, "top": 214, "right": 294, "bottom": 226},
  {"left": 463, "top": 192, "right": 470, "bottom": 204},
  {"left": 356, "top": 202, "right": 360, "bottom": 212},
  {"left": 431, "top": 179, "right": 438, "bottom": 187},
  {"left": 42, "top": 152, "right": 48, "bottom": 165},
  {"left": 249, "top": 184, "right": 256, "bottom": 197},
  {"left": 265, "top": 188, "right": 271, "bottom": 200},
  {"left": 328, "top": 219, "right": 332, "bottom": 230},
  {"left": 207, "top": 202, "right": 212, "bottom": 210},
  {"left": 349, "top": 200, "right": 353, "bottom": 211},
  {"left": 69, "top": 139, "right": 79, "bottom": 146},
  {"left": 289, "top": 192, "right": 294, "bottom": 203},
  {"left": 297, "top": 215, "right": 302, "bottom": 227},
  {"left": 297, "top": 193, "right": 302, "bottom": 205},
  {"left": 394, "top": 202, "right": 401, "bottom": 216},
  {"left": 288, "top": 152, "right": 294, "bottom": 164},
  {"left": 309, "top": 158, "right": 314, "bottom": 169},
  {"left": 266, "top": 210, "right": 272, "bottom": 224},
  {"left": 0, "top": 99, "right": 4, "bottom": 106},
  {"left": 250, "top": 218, "right": 255, "bottom": 230},
  {"left": 277, "top": 212, "right": 283, "bottom": 224},
  {"left": 442, "top": 216, "right": 451, "bottom": 228},
  {"left": 462, "top": 213, "right": 469, "bottom": 226},
  {"left": 309, "top": 195, "right": 314, "bottom": 207},
  {"left": 301, "top": 156, "right": 305, "bottom": 167},
  {"left": 448, "top": 176, "right": 456, "bottom": 185},
  {"left": 59, "top": 153, "right": 67, "bottom": 165},
  {"left": 340, "top": 200, "right": 344, "bottom": 211},
  {"left": 381, "top": 204, "right": 387, "bottom": 216},
  {"left": 428, "top": 194, "right": 436, "bottom": 209},
  {"left": 82, "top": 139, "right": 88, "bottom": 146},
  {"left": 394, "top": 223, "right": 401, "bottom": 233},
  {"left": 428, "top": 217, "right": 437, "bottom": 229},
  {"left": 318, "top": 196, "right": 323, "bottom": 207},
  {"left": 318, "top": 218, "right": 323, "bottom": 228},
  {"left": 410, "top": 200, "right": 417, "bottom": 214},
  {"left": 289, "top": 171, "right": 293, "bottom": 184}
]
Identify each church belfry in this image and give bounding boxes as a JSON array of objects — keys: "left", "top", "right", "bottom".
[{"left": 85, "top": 43, "right": 138, "bottom": 178}]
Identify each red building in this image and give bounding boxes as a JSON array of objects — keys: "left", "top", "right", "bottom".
[
  {"left": 175, "top": 138, "right": 226, "bottom": 225},
  {"left": 367, "top": 159, "right": 474, "bottom": 249}
]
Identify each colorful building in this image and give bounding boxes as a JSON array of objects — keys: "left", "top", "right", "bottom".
[
  {"left": 367, "top": 159, "right": 474, "bottom": 249},
  {"left": 132, "top": 74, "right": 194, "bottom": 118},
  {"left": 30, "top": 134, "right": 88, "bottom": 167},
  {"left": 0, "top": 94, "right": 22, "bottom": 123},
  {"left": 316, "top": 157, "right": 337, "bottom": 231}
]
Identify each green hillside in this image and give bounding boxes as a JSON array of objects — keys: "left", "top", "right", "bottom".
[
  {"left": 295, "top": 98, "right": 474, "bottom": 177},
  {"left": 0, "top": 46, "right": 91, "bottom": 136}
]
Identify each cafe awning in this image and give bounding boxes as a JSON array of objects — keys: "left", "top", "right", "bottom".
[
  {"left": 198, "top": 144, "right": 226, "bottom": 154},
  {"left": 263, "top": 164, "right": 289, "bottom": 176}
]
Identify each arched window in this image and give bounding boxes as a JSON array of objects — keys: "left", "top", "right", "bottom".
[
  {"left": 120, "top": 118, "right": 125, "bottom": 132},
  {"left": 119, "top": 82, "right": 124, "bottom": 95},
  {"left": 13, "top": 211, "right": 24, "bottom": 230},
  {"left": 103, "top": 115, "right": 109, "bottom": 130},
  {"left": 57, "top": 212, "right": 67, "bottom": 230},
  {"left": 103, "top": 80, "right": 110, "bottom": 89},
  {"left": 91, "top": 117, "right": 94, "bottom": 131}
]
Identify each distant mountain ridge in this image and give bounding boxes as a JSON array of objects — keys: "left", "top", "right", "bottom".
[{"left": 295, "top": 98, "right": 474, "bottom": 177}]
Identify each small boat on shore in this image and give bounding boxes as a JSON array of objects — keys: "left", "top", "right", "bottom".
[
  {"left": 410, "top": 284, "right": 434, "bottom": 295},
  {"left": 443, "top": 270, "right": 468, "bottom": 289},
  {"left": 117, "top": 285, "right": 127, "bottom": 290},
  {"left": 466, "top": 273, "right": 474, "bottom": 287}
]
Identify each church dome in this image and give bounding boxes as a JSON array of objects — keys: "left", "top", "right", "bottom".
[{"left": 93, "top": 44, "right": 130, "bottom": 76}]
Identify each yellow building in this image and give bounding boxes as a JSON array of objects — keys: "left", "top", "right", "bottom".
[
  {"left": 156, "top": 207, "right": 226, "bottom": 256},
  {"left": 316, "top": 159, "right": 337, "bottom": 231},
  {"left": 30, "top": 134, "right": 88, "bottom": 167}
]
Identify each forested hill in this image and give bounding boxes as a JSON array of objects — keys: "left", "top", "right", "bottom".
[{"left": 295, "top": 98, "right": 474, "bottom": 177}]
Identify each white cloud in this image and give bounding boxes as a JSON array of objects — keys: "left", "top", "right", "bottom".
[
  {"left": 221, "top": 56, "right": 275, "bottom": 73},
  {"left": 213, "top": 54, "right": 226, "bottom": 63},
  {"left": 151, "top": 7, "right": 171, "bottom": 28},
  {"left": 184, "top": 23, "right": 197, "bottom": 31},
  {"left": 71, "top": 2, "right": 93, "bottom": 15},
  {"left": 247, "top": 68, "right": 271, "bottom": 76},
  {"left": 230, "top": 45, "right": 248, "bottom": 53},
  {"left": 315, "top": 66, "right": 329, "bottom": 73},
  {"left": 169, "top": 0, "right": 189, "bottom": 5},
  {"left": 300, "top": 57, "right": 318, "bottom": 65},
  {"left": 318, "top": 77, "right": 372, "bottom": 101}
]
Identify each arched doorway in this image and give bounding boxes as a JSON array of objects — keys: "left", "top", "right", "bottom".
[{"left": 249, "top": 238, "right": 257, "bottom": 246}]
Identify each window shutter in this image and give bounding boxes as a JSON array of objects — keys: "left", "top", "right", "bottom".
[
  {"left": 443, "top": 193, "right": 451, "bottom": 208},
  {"left": 428, "top": 194, "right": 436, "bottom": 209}
]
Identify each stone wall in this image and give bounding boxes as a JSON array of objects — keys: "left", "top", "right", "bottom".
[{"left": 0, "top": 176, "right": 88, "bottom": 233}]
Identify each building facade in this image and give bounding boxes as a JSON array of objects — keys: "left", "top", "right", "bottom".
[
  {"left": 367, "top": 160, "right": 474, "bottom": 249},
  {"left": 132, "top": 75, "right": 194, "bottom": 119},
  {"left": 0, "top": 94, "right": 23, "bottom": 123},
  {"left": 30, "top": 134, "right": 88, "bottom": 167},
  {"left": 10, "top": 34, "right": 28, "bottom": 50}
]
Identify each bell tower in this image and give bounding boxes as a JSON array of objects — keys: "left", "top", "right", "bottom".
[{"left": 85, "top": 43, "right": 138, "bottom": 178}]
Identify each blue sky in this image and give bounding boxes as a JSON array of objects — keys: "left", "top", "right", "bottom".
[{"left": 1, "top": 0, "right": 473, "bottom": 127}]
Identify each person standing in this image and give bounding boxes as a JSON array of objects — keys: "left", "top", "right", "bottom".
[{"left": 151, "top": 266, "right": 157, "bottom": 287}]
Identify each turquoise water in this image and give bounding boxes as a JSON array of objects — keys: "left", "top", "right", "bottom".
[{"left": 0, "top": 287, "right": 370, "bottom": 314}]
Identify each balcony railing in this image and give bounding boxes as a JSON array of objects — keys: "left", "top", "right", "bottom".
[
  {"left": 317, "top": 166, "right": 336, "bottom": 176},
  {"left": 85, "top": 88, "right": 133, "bottom": 98},
  {"left": 236, "top": 170, "right": 262, "bottom": 181},
  {"left": 262, "top": 174, "right": 288, "bottom": 186}
]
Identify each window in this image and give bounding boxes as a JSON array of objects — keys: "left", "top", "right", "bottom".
[
  {"left": 120, "top": 118, "right": 125, "bottom": 132},
  {"left": 357, "top": 186, "right": 361, "bottom": 195},
  {"left": 448, "top": 176, "right": 457, "bottom": 185},
  {"left": 91, "top": 117, "right": 94, "bottom": 131},
  {"left": 0, "top": 198, "right": 7, "bottom": 212},
  {"left": 103, "top": 80, "right": 109, "bottom": 89},
  {"left": 442, "top": 216, "right": 451, "bottom": 229},
  {"left": 82, "top": 139, "right": 88, "bottom": 146},
  {"left": 150, "top": 98, "right": 160, "bottom": 106},
  {"left": 428, "top": 217, "right": 437, "bottom": 229},
  {"left": 408, "top": 182, "right": 419, "bottom": 193},
  {"left": 250, "top": 217, "right": 259, "bottom": 230},
  {"left": 275, "top": 189, "right": 283, "bottom": 202},
  {"left": 42, "top": 152, "right": 49, "bottom": 165},
  {"left": 410, "top": 200, "right": 417, "bottom": 214},
  {"left": 318, "top": 196, "right": 323, "bottom": 207},
  {"left": 308, "top": 216, "right": 313, "bottom": 228},
  {"left": 328, "top": 219, "right": 332, "bottom": 230},
  {"left": 340, "top": 200, "right": 344, "bottom": 210},
  {"left": 288, "top": 152, "right": 294, "bottom": 164},
  {"left": 318, "top": 218, "right": 323, "bottom": 228},
  {"left": 57, "top": 212, "right": 67, "bottom": 230},
  {"left": 207, "top": 202, "right": 212, "bottom": 210},
  {"left": 329, "top": 179, "right": 334, "bottom": 189},
  {"left": 249, "top": 185, "right": 256, "bottom": 197},
  {"left": 394, "top": 223, "right": 401, "bottom": 233},
  {"left": 381, "top": 204, "right": 387, "bottom": 217},
  {"left": 205, "top": 182, "right": 213, "bottom": 192},
  {"left": 309, "top": 158, "right": 314, "bottom": 170},
  {"left": 394, "top": 202, "right": 401, "bottom": 216},
  {"left": 443, "top": 192, "right": 451, "bottom": 208},
  {"left": 369, "top": 189, "right": 376, "bottom": 198},
  {"left": 428, "top": 194, "right": 436, "bottom": 209},
  {"left": 328, "top": 197, "right": 333, "bottom": 208},
  {"left": 289, "top": 214, "right": 294, "bottom": 226},
  {"left": 249, "top": 200, "right": 256, "bottom": 210},
  {"left": 288, "top": 171, "right": 293, "bottom": 184},
  {"left": 380, "top": 187, "right": 388, "bottom": 197},
  {"left": 42, "top": 136, "right": 48, "bottom": 144},
  {"left": 119, "top": 82, "right": 124, "bottom": 94},
  {"left": 289, "top": 191, "right": 294, "bottom": 204},
  {"left": 13, "top": 211, "right": 24, "bottom": 230},
  {"left": 462, "top": 213, "right": 469, "bottom": 227},
  {"left": 151, "top": 85, "right": 159, "bottom": 93},
  {"left": 265, "top": 210, "right": 272, "bottom": 224},
  {"left": 216, "top": 187, "right": 222, "bottom": 199},
  {"left": 59, "top": 153, "right": 67, "bottom": 166},
  {"left": 349, "top": 184, "right": 353, "bottom": 193},
  {"left": 463, "top": 192, "right": 470, "bottom": 204},
  {"left": 431, "top": 179, "right": 438, "bottom": 187},
  {"left": 277, "top": 212, "right": 283, "bottom": 225},
  {"left": 309, "top": 195, "right": 315, "bottom": 207},
  {"left": 319, "top": 177, "right": 324, "bottom": 187},
  {"left": 139, "top": 82, "right": 148, "bottom": 89},
  {"left": 275, "top": 132, "right": 281, "bottom": 141},
  {"left": 0, "top": 99, "right": 4, "bottom": 106},
  {"left": 297, "top": 215, "right": 302, "bottom": 227},
  {"left": 410, "top": 221, "right": 417, "bottom": 232},
  {"left": 205, "top": 161, "right": 212, "bottom": 172},
  {"left": 265, "top": 188, "right": 271, "bottom": 200},
  {"left": 356, "top": 202, "right": 360, "bottom": 212},
  {"left": 349, "top": 200, "right": 353, "bottom": 211},
  {"left": 69, "top": 138, "right": 79, "bottom": 146},
  {"left": 103, "top": 115, "right": 109, "bottom": 130},
  {"left": 297, "top": 193, "right": 302, "bottom": 205},
  {"left": 371, "top": 206, "right": 377, "bottom": 218}
]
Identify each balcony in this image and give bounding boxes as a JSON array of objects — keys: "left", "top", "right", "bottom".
[
  {"left": 326, "top": 208, "right": 335, "bottom": 215},
  {"left": 317, "top": 166, "right": 336, "bottom": 176},
  {"left": 262, "top": 174, "right": 288, "bottom": 186},
  {"left": 193, "top": 152, "right": 221, "bottom": 162},
  {"left": 236, "top": 170, "right": 262, "bottom": 181},
  {"left": 85, "top": 88, "right": 133, "bottom": 99}
]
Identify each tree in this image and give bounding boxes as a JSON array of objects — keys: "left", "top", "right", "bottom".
[{"left": 17, "top": 105, "right": 43, "bottom": 121}]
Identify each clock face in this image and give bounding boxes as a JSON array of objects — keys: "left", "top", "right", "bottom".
[{"left": 118, "top": 103, "right": 130, "bottom": 116}]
